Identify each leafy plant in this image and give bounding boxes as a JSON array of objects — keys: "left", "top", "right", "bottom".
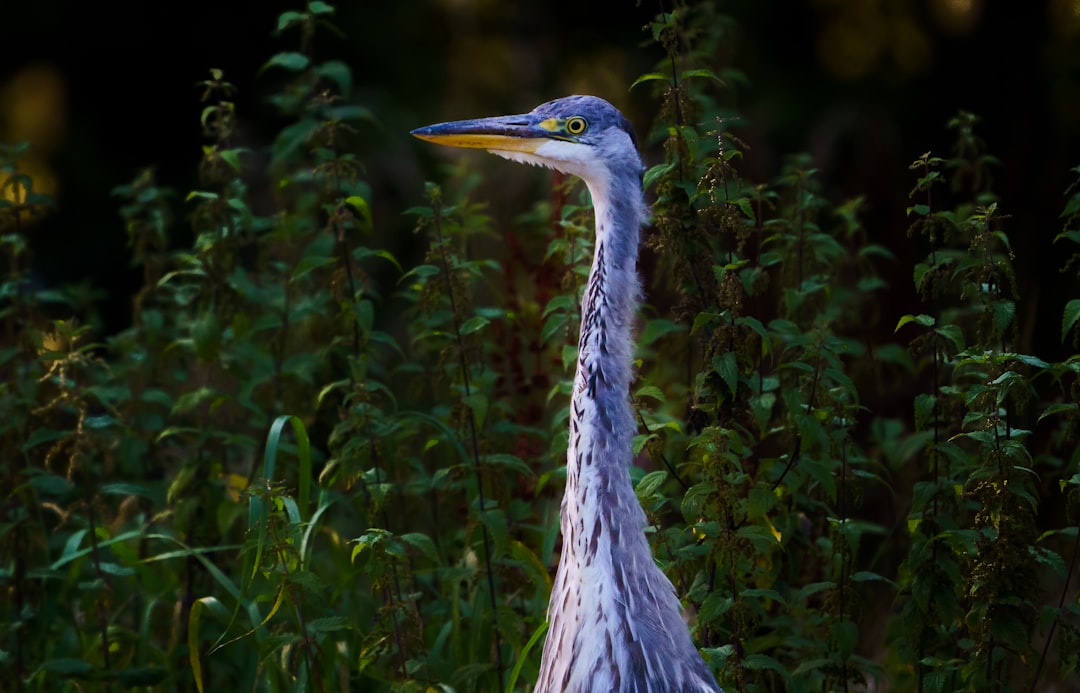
[{"left": 1, "top": 2, "right": 1077, "bottom": 692}]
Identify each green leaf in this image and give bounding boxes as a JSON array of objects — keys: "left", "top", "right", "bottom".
[
  {"left": 747, "top": 487, "right": 776, "bottom": 518},
  {"left": 460, "top": 315, "right": 490, "bottom": 335},
  {"left": 632, "top": 435, "right": 651, "bottom": 462},
  {"left": 562, "top": 344, "right": 577, "bottom": 373},
  {"left": 542, "top": 293, "right": 575, "bottom": 317},
  {"left": 308, "top": 0, "right": 335, "bottom": 14},
  {"left": 743, "top": 653, "right": 789, "bottom": 678},
  {"left": 850, "top": 570, "right": 896, "bottom": 587},
  {"left": 478, "top": 506, "right": 509, "bottom": 553},
  {"left": 1063, "top": 299, "right": 1080, "bottom": 342},
  {"left": 99, "top": 561, "right": 137, "bottom": 577},
  {"left": 924, "top": 670, "right": 949, "bottom": 693},
  {"left": 172, "top": 387, "right": 218, "bottom": 415},
  {"left": 262, "top": 415, "right": 312, "bottom": 520},
  {"left": 711, "top": 351, "right": 738, "bottom": 396},
  {"left": 29, "top": 473, "right": 73, "bottom": 496},
  {"left": 36, "top": 658, "right": 92, "bottom": 676},
  {"left": 635, "top": 470, "right": 668, "bottom": 498},
  {"left": 740, "top": 587, "right": 788, "bottom": 607},
  {"left": 188, "top": 597, "right": 224, "bottom": 693},
  {"left": 1062, "top": 193, "right": 1080, "bottom": 218},
  {"left": 792, "top": 657, "right": 833, "bottom": 677},
  {"left": 634, "top": 384, "right": 666, "bottom": 403},
  {"left": 698, "top": 592, "right": 733, "bottom": 623},
  {"left": 831, "top": 620, "right": 859, "bottom": 658},
  {"left": 1039, "top": 402, "right": 1078, "bottom": 423},
  {"left": 505, "top": 621, "right": 549, "bottom": 693},
  {"left": 1011, "top": 352, "right": 1050, "bottom": 369},
  {"left": 630, "top": 72, "right": 668, "bottom": 90},
  {"left": 896, "top": 313, "right": 934, "bottom": 332},
  {"left": 750, "top": 391, "right": 775, "bottom": 432},
  {"left": 22, "top": 427, "right": 68, "bottom": 452},
  {"left": 1006, "top": 482, "right": 1038, "bottom": 510},
  {"left": 796, "top": 581, "right": 836, "bottom": 602},
  {"left": 681, "top": 68, "right": 723, "bottom": 82},
  {"left": 541, "top": 312, "right": 569, "bottom": 345},
  {"left": 276, "top": 10, "right": 304, "bottom": 31},
  {"left": 463, "top": 392, "right": 489, "bottom": 430},
  {"left": 271, "top": 119, "right": 320, "bottom": 165},
  {"left": 637, "top": 318, "right": 683, "bottom": 349},
  {"left": 1031, "top": 545, "right": 1067, "bottom": 578},
  {"left": 730, "top": 196, "right": 756, "bottom": 223},
  {"left": 992, "top": 298, "right": 1015, "bottom": 332},
  {"left": 217, "top": 147, "right": 243, "bottom": 172},
  {"left": 482, "top": 453, "right": 532, "bottom": 477},
  {"left": 262, "top": 51, "right": 310, "bottom": 72},
  {"left": 0, "top": 346, "right": 20, "bottom": 367},
  {"left": 399, "top": 532, "right": 440, "bottom": 563},
  {"left": 307, "top": 616, "right": 351, "bottom": 633},
  {"left": 801, "top": 457, "right": 837, "bottom": 499},
  {"left": 353, "top": 246, "right": 400, "bottom": 273},
  {"left": 400, "top": 263, "right": 440, "bottom": 282},
  {"left": 934, "top": 324, "right": 965, "bottom": 352},
  {"left": 643, "top": 161, "right": 674, "bottom": 190},
  {"left": 99, "top": 482, "right": 164, "bottom": 506},
  {"left": 314, "top": 60, "right": 352, "bottom": 95},
  {"left": 690, "top": 311, "right": 721, "bottom": 335},
  {"left": 681, "top": 482, "right": 713, "bottom": 520},
  {"left": 735, "top": 524, "right": 780, "bottom": 552}
]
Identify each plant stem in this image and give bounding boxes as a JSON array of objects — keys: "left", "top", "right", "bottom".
[{"left": 431, "top": 197, "right": 505, "bottom": 687}]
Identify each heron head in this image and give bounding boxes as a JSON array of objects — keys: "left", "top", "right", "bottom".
[{"left": 410, "top": 95, "right": 642, "bottom": 188}]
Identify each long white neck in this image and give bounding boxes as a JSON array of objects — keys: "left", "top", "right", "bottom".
[
  {"left": 562, "top": 173, "right": 645, "bottom": 540},
  {"left": 534, "top": 168, "right": 720, "bottom": 692}
]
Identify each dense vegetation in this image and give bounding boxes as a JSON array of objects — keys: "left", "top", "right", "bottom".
[{"left": 2, "top": 2, "right": 1078, "bottom": 691}]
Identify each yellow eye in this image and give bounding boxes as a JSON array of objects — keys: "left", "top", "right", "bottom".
[{"left": 565, "top": 116, "right": 587, "bottom": 135}]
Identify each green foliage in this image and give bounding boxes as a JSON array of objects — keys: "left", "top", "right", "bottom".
[{"left": 1, "top": 2, "right": 1078, "bottom": 692}]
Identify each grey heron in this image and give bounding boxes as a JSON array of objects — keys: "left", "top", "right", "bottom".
[{"left": 412, "top": 95, "right": 722, "bottom": 693}]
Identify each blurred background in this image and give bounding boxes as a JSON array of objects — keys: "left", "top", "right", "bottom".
[{"left": 4, "top": 0, "right": 1080, "bottom": 360}]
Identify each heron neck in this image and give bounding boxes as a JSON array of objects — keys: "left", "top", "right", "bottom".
[{"left": 563, "top": 171, "right": 645, "bottom": 530}]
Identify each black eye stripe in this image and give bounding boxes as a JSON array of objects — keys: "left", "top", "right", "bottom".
[{"left": 566, "top": 116, "right": 587, "bottom": 134}]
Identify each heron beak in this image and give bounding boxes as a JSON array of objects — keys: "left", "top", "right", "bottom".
[{"left": 410, "top": 113, "right": 559, "bottom": 154}]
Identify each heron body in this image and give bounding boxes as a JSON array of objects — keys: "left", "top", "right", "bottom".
[{"left": 412, "top": 96, "right": 721, "bottom": 693}]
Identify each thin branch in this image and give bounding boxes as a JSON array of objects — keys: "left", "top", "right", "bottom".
[{"left": 431, "top": 197, "right": 505, "bottom": 687}]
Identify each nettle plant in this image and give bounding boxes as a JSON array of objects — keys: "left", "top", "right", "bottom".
[
  {"left": 638, "top": 26, "right": 895, "bottom": 693},
  {"left": 1, "top": 1, "right": 1078, "bottom": 692},
  {"left": 891, "top": 113, "right": 1080, "bottom": 692}
]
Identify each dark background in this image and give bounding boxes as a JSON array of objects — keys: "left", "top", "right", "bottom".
[{"left": 4, "top": 0, "right": 1080, "bottom": 361}]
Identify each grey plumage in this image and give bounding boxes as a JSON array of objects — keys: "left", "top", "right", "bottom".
[{"left": 412, "top": 95, "right": 722, "bottom": 693}]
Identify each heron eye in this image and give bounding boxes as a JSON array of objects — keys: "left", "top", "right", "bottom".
[{"left": 565, "top": 116, "right": 587, "bottom": 135}]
